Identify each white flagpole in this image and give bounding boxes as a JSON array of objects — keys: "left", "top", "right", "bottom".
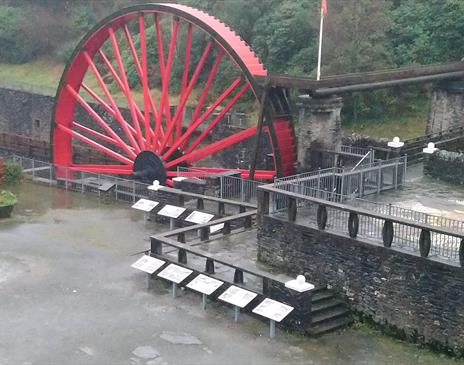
[{"left": 316, "top": 9, "right": 324, "bottom": 81}]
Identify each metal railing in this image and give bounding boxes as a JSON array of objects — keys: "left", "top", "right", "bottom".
[
  {"left": 274, "top": 156, "right": 407, "bottom": 199},
  {"left": 10, "top": 155, "right": 150, "bottom": 203},
  {"left": 175, "top": 166, "right": 265, "bottom": 203},
  {"left": 260, "top": 185, "right": 464, "bottom": 263}
]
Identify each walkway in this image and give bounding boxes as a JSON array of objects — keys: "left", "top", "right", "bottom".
[
  {"left": 0, "top": 181, "right": 459, "bottom": 364},
  {"left": 368, "top": 163, "right": 464, "bottom": 223}
]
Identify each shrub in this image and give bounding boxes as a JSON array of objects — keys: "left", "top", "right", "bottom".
[
  {"left": 0, "top": 190, "right": 17, "bottom": 207},
  {"left": 4, "top": 162, "right": 22, "bottom": 184}
]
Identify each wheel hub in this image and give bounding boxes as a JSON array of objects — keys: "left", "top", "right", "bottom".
[{"left": 133, "top": 151, "right": 166, "bottom": 185}]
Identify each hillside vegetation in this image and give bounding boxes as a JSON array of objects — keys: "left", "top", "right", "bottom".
[{"left": 0, "top": 0, "right": 463, "bottom": 138}]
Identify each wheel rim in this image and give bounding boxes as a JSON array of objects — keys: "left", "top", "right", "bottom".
[{"left": 52, "top": 3, "right": 295, "bottom": 185}]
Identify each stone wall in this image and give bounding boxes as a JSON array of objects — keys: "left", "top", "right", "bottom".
[
  {"left": 0, "top": 88, "right": 54, "bottom": 141},
  {"left": 0, "top": 85, "right": 262, "bottom": 169},
  {"left": 427, "top": 80, "right": 464, "bottom": 134},
  {"left": 297, "top": 95, "right": 343, "bottom": 171},
  {"left": 424, "top": 150, "right": 464, "bottom": 184},
  {"left": 257, "top": 215, "right": 464, "bottom": 353}
]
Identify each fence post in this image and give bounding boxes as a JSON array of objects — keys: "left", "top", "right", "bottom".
[
  {"left": 240, "top": 178, "right": 244, "bottom": 202},
  {"left": 220, "top": 175, "right": 224, "bottom": 199},
  {"left": 377, "top": 163, "right": 382, "bottom": 194},
  {"left": 132, "top": 180, "right": 136, "bottom": 203},
  {"left": 359, "top": 171, "right": 364, "bottom": 197},
  {"left": 287, "top": 197, "right": 297, "bottom": 222},
  {"left": 32, "top": 159, "right": 35, "bottom": 179}
]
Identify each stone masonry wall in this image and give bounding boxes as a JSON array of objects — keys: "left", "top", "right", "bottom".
[
  {"left": 0, "top": 88, "right": 54, "bottom": 141},
  {"left": 424, "top": 149, "right": 464, "bottom": 185},
  {"left": 427, "top": 80, "right": 464, "bottom": 134},
  {"left": 0, "top": 86, "right": 261, "bottom": 168},
  {"left": 257, "top": 215, "right": 464, "bottom": 353}
]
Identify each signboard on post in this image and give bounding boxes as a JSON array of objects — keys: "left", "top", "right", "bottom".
[
  {"left": 252, "top": 298, "right": 294, "bottom": 322},
  {"left": 185, "top": 211, "right": 214, "bottom": 224},
  {"left": 131, "top": 199, "right": 159, "bottom": 212},
  {"left": 157, "top": 205, "right": 186, "bottom": 219},
  {"left": 157, "top": 264, "right": 193, "bottom": 284},
  {"left": 218, "top": 286, "right": 257, "bottom": 308},
  {"left": 131, "top": 255, "right": 165, "bottom": 274},
  {"left": 210, "top": 223, "right": 225, "bottom": 233},
  {"left": 186, "top": 274, "right": 224, "bottom": 295}
]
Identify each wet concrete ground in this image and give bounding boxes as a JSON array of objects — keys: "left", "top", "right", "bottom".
[
  {"left": 0, "top": 181, "right": 461, "bottom": 364},
  {"left": 370, "top": 163, "right": 464, "bottom": 222}
]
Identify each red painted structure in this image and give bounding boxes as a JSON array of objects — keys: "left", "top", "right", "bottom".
[{"left": 52, "top": 3, "right": 296, "bottom": 185}]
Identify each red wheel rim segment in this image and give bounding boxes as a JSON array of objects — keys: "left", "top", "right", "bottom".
[{"left": 52, "top": 3, "right": 296, "bottom": 183}]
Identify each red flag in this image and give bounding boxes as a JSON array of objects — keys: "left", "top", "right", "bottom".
[{"left": 321, "top": 0, "right": 328, "bottom": 16}]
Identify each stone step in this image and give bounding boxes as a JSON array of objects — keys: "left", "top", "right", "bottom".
[
  {"left": 311, "top": 306, "right": 350, "bottom": 325},
  {"left": 311, "top": 290, "right": 335, "bottom": 303},
  {"left": 311, "top": 298, "right": 345, "bottom": 313},
  {"left": 308, "top": 316, "right": 353, "bottom": 336}
]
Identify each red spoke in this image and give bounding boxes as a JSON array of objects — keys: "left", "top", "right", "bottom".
[
  {"left": 185, "top": 83, "right": 250, "bottom": 155},
  {"left": 154, "top": 14, "right": 166, "bottom": 76},
  {"left": 108, "top": 27, "right": 146, "bottom": 150},
  {"left": 94, "top": 51, "right": 144, "bottom": 153},
  {"left": 161, "top": 40, "right": 213, "bottom": 152},
  {"left": 125, "top": 19, "right": 160, "bottom": 149},
  {"left": 81, "top": 82, "right": 137, "bottom": 138},
  {"left": 187, "top": 48, "right": 224, "bottom": 125},
  {"left": 162, "top": 76, "right": 242, "bottom": 160},
  {"left": 70, "top": 164, "right": 133, "bottom": 174},
  {"left": 181, "top": 48, "right": 224, "bottom": 150},
  {"left": 165, "top": 126, "right": 257, "bottom": 169},
  {"left": 73, "top": 121, "right": 134, "bottom": 153},
  {"left": 139, "top": 15, "right": 156, "bottom": 150},
  {"left": 66, "top": 85, "right": 137, "bottom": 159},
  {"left": 177, "top": 23, "right": 193, "bottom": 140},
  {"left": 154, "top": 14, "right": 166, "bottom": 146},
  {"left": 57, "top": 124, "right": 133, "bottom": 165},
  {"left": 158, "top": 18, "right": 179, "bottom": 150}
]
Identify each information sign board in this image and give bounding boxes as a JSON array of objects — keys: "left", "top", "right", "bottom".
[
  {"left": 157, "top": 205, "right": 186, "bottom": 218},
  {"left": 252, "top": 298, "right": 294, "bottom": 322},
  {"left": 157, "top": 264, "right": 193, "bottom": 284},
  {"left": 210, "top": 223, "right": 225, "bottom": 233},
  {"left": 185, "top": 211, "right": 214, "bottom": 224},
  {"left": 131, "top": 255, "right": 165, "bottom": 274},
  {"left": 218, "top": 286, "right": 257, "bottom": 308},
  {"left": 131, "top": 199, "right": 159, "bottom": 212},
  {"left": 186, "top": 274, "right": 224, "bottom": 295}
]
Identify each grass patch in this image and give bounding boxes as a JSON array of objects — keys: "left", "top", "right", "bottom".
[
  {"left": 342, "top": 114, "right": 428, "bottom": 140},
  {"left": 0, "top": 58, "right": 63, "bottom": 94}
]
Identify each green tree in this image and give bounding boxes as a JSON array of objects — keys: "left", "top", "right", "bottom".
[{"left": 390, "top": 0, "right": 464, "bottom": 65}]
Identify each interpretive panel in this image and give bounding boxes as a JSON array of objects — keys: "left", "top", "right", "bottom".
[
  {"left": 218, "top": 286, "right": 257, "bottom": 308},
  {"left": 186, "top": 274, "right": 224, "bottom": 295},
  {"left": 185, "top": 211, "right": 214, "bottom": 224},
  {"left": 131, "top": 255, "right": 165, "bottom": 274},
  {"left": 157, "top": 264, "right": 193, "bottom": 284},
  {"left": 157, "top": 205, "right": 186, "bottom": 218},
  {"left": 131, "top": 199, "right": 159, "bottom": 212},
  {"left": 252, "top": 298, "right": 293, "bottom": 322},
  {"left": 210, "top": 223, "right": 225, "bottom": 233}
]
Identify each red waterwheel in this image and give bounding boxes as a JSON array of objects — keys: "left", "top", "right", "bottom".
[{"left": 52, "top": 3, "right": 296, "bottom": 186}]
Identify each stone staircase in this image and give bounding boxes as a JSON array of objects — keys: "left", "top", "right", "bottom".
[{"left": 308, "top": 288, "right": 353, "bottom": 336}]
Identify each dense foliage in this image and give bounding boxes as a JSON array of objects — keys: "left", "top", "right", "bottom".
[
  {"left": 3, "top": 162, "right": 23, "bottom": 184},
  {"left": 0, "top": 0, "right": 461, "bottom": 123}
]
